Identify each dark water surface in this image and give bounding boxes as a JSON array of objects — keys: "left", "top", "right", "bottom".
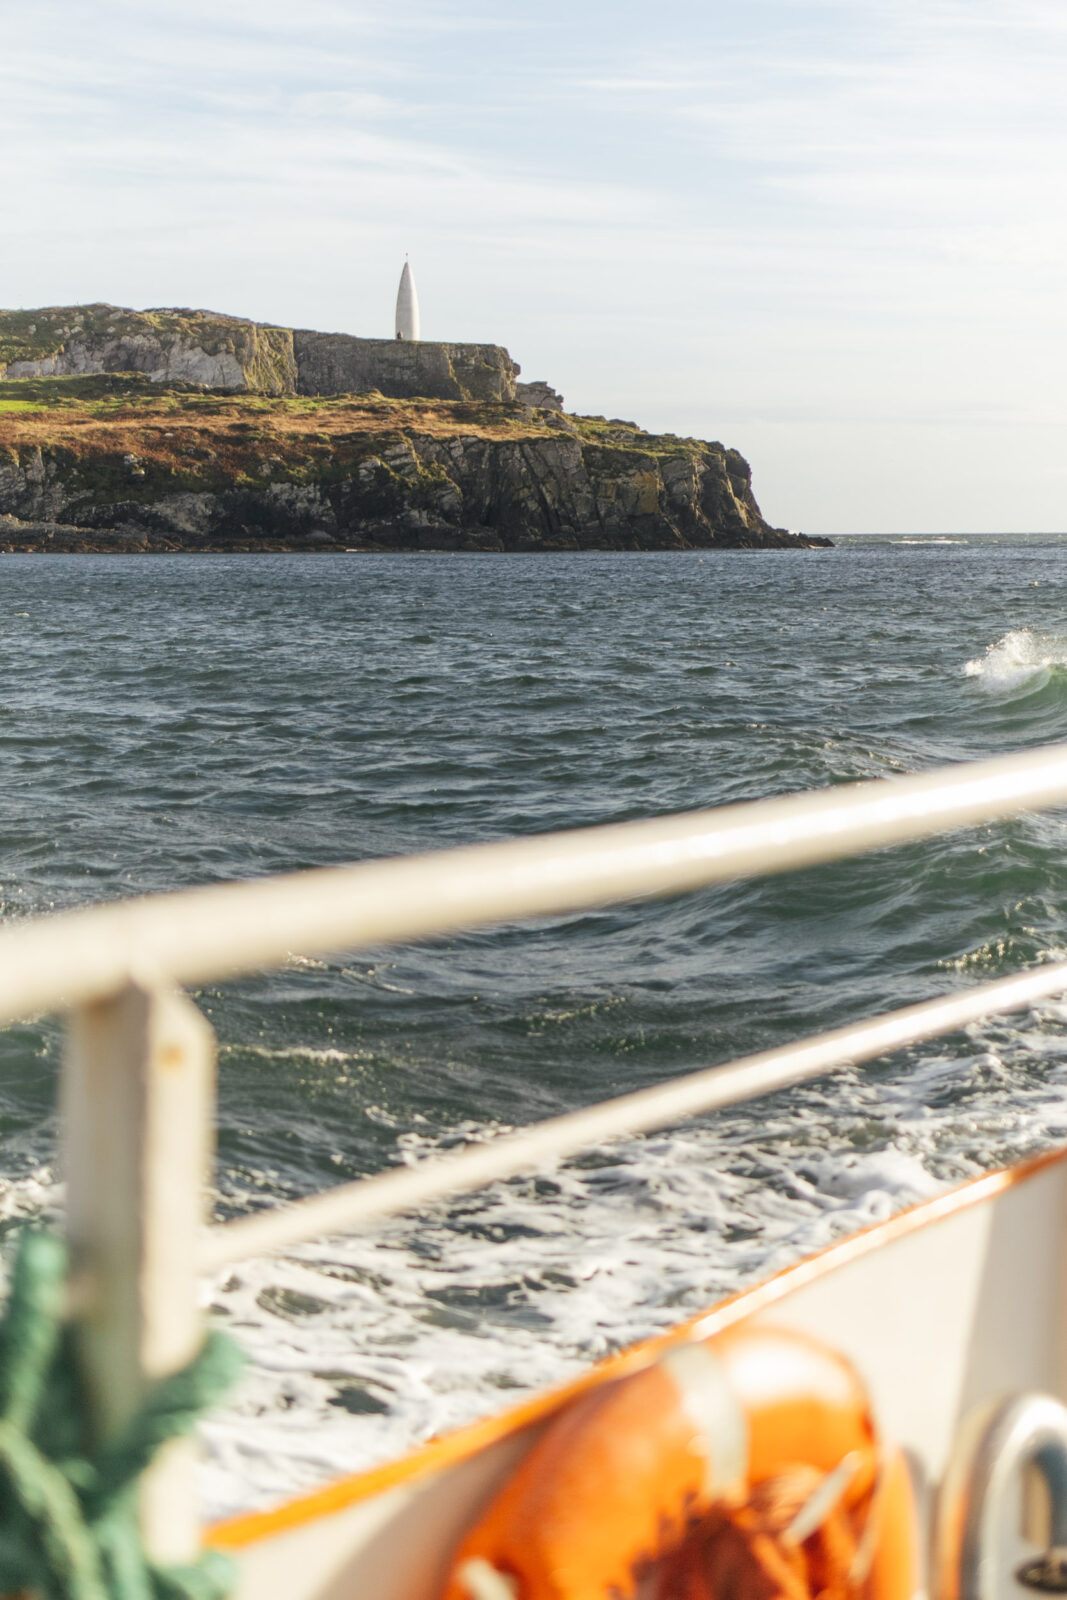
[{"left": 1, "top": 539, "right": 1066, "bottom": 1510}]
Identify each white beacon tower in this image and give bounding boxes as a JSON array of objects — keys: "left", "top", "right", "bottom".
[{"left": 395, "top": 257, "right": 420, "bottom": 341}]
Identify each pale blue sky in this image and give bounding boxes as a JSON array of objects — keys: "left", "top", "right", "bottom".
[{"left": 4, "top": 0, "right": 1067, "bottom": 533}]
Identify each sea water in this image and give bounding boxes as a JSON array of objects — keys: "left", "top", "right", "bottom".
[{"left": 0, "top": 536, "right": 1066, "bottom": 1513}]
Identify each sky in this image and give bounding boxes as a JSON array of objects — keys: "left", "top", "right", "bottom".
[{"left": 4, "top": 0, "right": 1067, "bottom": 533}]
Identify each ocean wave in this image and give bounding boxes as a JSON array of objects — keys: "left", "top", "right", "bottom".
[
  {"left": 221, "top": 1044, "right": 355, "bottom": 1067},
  {"left": 5, "top": 544, "right": 1067, "bottom": 1522},
  {"left": 963, "top": 628, "right": 1067, "bottom": 694}
]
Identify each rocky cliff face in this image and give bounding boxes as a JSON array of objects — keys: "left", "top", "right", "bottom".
[
  {"left": 0, "top": 306, "right": 297, "bottom": 393},
  {"left": 292, "top": 331, "right": 516, "bottom": 402},
  {"left": 0, "top": 306, "right": 517, "bottom": 403},
  {"left": 0, "top": 381, "right": 829, "bottom": 553}
]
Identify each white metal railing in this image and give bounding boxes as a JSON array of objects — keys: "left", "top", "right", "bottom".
[
  {"left": 12, "top": 739, "right": 1067, "bottom": 1557},
  {"left": 0, "top": 740, "right": 1065, "bottom": 1025}
]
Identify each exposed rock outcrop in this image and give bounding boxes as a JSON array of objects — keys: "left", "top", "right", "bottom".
[
  {"left": 514, "top": 380, "right": 564, "bottom": 412},
  {"left": 1, "top": 306, "right": 297, "bottom": 394}
]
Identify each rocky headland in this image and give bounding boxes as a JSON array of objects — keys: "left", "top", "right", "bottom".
[{"left": 0, "top": 305, "right": 830, "bottom": 553}]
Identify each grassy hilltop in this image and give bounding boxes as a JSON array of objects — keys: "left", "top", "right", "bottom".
[{"left": 0, "top": 374, "right": 547, "bottom": 497}]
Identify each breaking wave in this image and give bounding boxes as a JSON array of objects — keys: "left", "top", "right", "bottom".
[{"left": 964, "top": 628, "right": 1067, "bottom": 695}]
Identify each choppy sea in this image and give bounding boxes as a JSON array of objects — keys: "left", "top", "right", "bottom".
[{"left": 1, "top": 535, "right": 1066, "bottom": 1516}]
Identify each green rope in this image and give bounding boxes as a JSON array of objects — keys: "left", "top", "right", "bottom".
[{"left": 0, "top": 1230, "right": 244, "bottom": 1600}]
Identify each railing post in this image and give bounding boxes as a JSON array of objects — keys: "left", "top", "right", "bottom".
[{"left": 62, "top": 980, "right": 216, "bottom": 1563}]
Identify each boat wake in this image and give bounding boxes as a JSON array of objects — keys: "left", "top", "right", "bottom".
[{"left": 197, "top": 1012, "right": 1067, "bottom": 1517}]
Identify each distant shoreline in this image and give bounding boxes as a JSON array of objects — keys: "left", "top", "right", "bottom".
[
  {"left": 0, "top": 515, "right": 832, "bottom": 555},
  {"left": 1, "top": 349, "right": 829, "bottom": 552}
]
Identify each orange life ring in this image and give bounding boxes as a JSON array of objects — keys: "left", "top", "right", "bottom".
[{"left": 442, "top": 1325, "right": 919, "bottom": 1600}]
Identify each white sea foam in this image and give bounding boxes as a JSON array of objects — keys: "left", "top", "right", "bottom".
[
  {"left": 195, "top": 1018, "right": 1067, "bottom": 1518},
  {"left": 964, "top": 628, "right": 1067, "bottom": 694},
  {"left": 198, "top": 1135, "right": 942, "bottom": 1516},
  {"left": 225, "top": 1044, "right": 355, "bottom": 1067}
]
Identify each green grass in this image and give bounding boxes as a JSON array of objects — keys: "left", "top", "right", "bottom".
[
  {"left": 0, "top": 374, "right": 203, "bottom": 408},
  {"left": 568, "top": 413, "right": 721, "bottom": 462},
  {"left": 0, "top": 374, "right": 715, "bottom": 490},
  {"left": 0, "top": 377, "right": 560, "bottom": 434}
]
